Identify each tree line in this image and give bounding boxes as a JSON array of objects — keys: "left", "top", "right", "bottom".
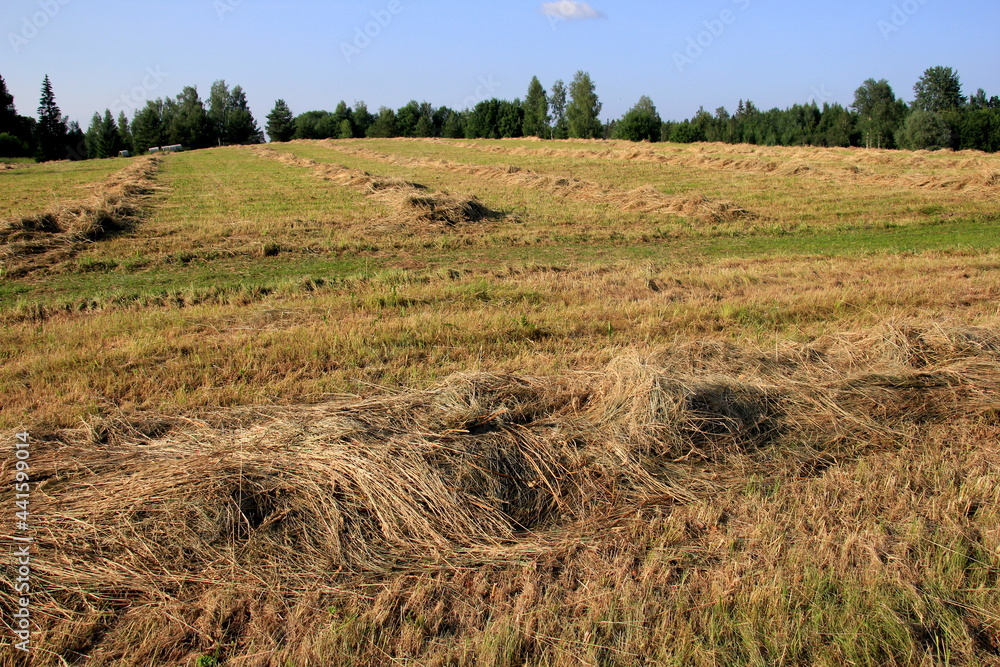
[
  {"left": 3, "top": 66, "right": 999, "bottom": 162},
  {"left": 0, "top": 75, "right": 264, "bottom": 161}
]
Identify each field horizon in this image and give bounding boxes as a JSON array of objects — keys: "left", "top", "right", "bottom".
[{"left": 2, "top": 138, "right": 998, "bottom": 666}]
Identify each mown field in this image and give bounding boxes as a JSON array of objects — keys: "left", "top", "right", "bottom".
[{"left": 1, "top": 138, "right": 999, "bottom": 666}]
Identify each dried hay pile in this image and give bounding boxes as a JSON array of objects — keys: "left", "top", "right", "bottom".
[
  {"left": 326, "top": 142, "right": 757, "bottom": 224},
  {"left": 13, "top": 321, "right": 1000, "bottom": 664},
  {"left": 0, "top": 157, "right": 161, "bottom": 276},
  {"left": 250, "top": 146, "right": 502, "bottom": 228}
]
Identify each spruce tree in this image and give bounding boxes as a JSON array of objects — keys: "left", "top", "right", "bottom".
[
  {"left": 522, "top": 76, "right": 550, "bottom": 138},
  {"left": 35, "top": 75, "right": 68, "bottom": 161},
  {"left": 168, "top": 86, "right": 212, "bottom": 149},
  {"left": 226, "top": 86, "right": 263, "bottom": 144},
  {"left": 266, "top": 99, "right": 295, "bottom": 142},
  {"left": 0, "top": 74, "right": 17, "bottom": 135},
  {"left": 567, "top": 71, "right": 603, "bottom": 139},
  {"left": 132, "top": 99, "right": 167, "bottom": 154},
  {"left": 366, "top": 107, "right": 397, "bottom": 138},
  {"left": 117, "top": 111, "right": 133, "bottom": 153}
]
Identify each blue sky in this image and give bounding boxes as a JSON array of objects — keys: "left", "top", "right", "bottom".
[{"left": 2, "top": 0, "right": 997, "bottom": 130}]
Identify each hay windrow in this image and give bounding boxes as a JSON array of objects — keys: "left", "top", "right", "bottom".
[
  {"left": 0, "top": 156, "right": 161, "bottom": 276},
  {"left": 248, "top": 145, "right": 504, "bottom": 228},
  {"left": 325, "top": 141, "right": 758, "bottom": 224},
  {"left": 19, "top": 320, "right": 1000, "bottom": 661},
  {"left": 444, "top": 139, "right": 1000, "bottom": 198}
]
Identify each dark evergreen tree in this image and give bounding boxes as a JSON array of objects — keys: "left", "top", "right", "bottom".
[
  {"left": 0, "top": 74, "right": 17, "bottom": 135},
  {"left": 613, "top": 96, "right": 661, "bottom": 142},
  {"left": 331, "top": 101, "right": 355, "bottom": 138},
  {"left": 690, "top": 107, "right": 715, "bottom": 143},
  {"left": 208, "top": 81, "right": 262, "bottom": 145},
  {"left": 442, "top": 111, "right": 465, "bottom": 138},
  {"left": 414, "top": 114, "right": 434, "bottom": 137},
  {"left": 913, "top": 66, "right": 964, "bottom": 113},
  {"left": 366, "top": 107, "right": 397, "bottom": 138},
  {"left": 132, "top": 99, "right": 168, "bottom": 154},
  {"left": 117, "top": 111, "right": 133, "bottom": 154},
  {"left": 168, "top": 86, "right": 212, "bottom": 149},
  {"left": 35, "top": 75, "right": 68, "bottom": 161},
  {"left": 0, "top": 74, "right": 33, "bottom": 157},
  {"left": 550, "top": 80, "right": 568, "bottom": 139},
  {"left": 86, "top": 109, "right": 124, "bottom": 159},
  {"left": 395, "top": 100, "right": 421, "bottom": 137},
  {"left": 226, "top": 85, "right": 263, "bottom": 144},
  {"left": 352, "top": 102, "right": 374, "bottom": 138},
  {"left": 497, "top": 99, "right": 524, "bottom": 138},
  {"left": 467, "top": 99, "right": 502, "bottom": 139},
  {"left": 266, "top": 99, "right": 295, "bottom": 142},
  {"left": 65, "top": 120, "right": 86, "bottom": 161},
  {"left": 522, "top": 76, "right": 550, "bottom": 138},
  {"left": 567, "top": 71, "right": 602, "bottom": 139},
  {"left": 815, "top": 103, "right": 856, "bottom": 147}
]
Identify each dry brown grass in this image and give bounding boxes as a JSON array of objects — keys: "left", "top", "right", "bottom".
[
  {"left": 448, "top": 139, "right": 1000, "bottom": 199},
  {"left": 0, "top": 156, "right": 161, "bottom": 277},
  {"left": 11, "top": 320, "right": 1000, "bottom": 665}
]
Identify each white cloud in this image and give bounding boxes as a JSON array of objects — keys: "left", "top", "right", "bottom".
[{"left": 540, "top": 1, "right": 605, "bottom": 20}]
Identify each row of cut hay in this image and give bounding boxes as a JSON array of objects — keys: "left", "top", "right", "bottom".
[
  {"left": 326, "top": 142, "right": 757, "bottom": 224},
  {"left": 0, "top": 156, "right": 161, "bottom": 275},
  {"left": 16, "top": 320, "right": 1000, "bottom": 653},
  {"left": 445, "top": 139, "right": 1000, "bottom": 196},
  {"left": 249, "top": 145, "right": 503, "bottom": 227}
]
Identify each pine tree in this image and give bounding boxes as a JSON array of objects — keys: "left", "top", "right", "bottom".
[
  {"left": 550, "top": 80, "right": 568, "bottom": 139},
  {"left": 35, "top": 75, "right": 68, "bottom": 161},
  {"left": 522, "top": 76, "right": 550, "bottom": 138},
  {"left": 266, "top": 100, "right": 295, "bottom": 142},
  {"left": 567, "top": 71, "right": 602, "bottom": 139}
]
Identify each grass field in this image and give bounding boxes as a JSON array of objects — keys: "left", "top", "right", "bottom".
[{"left": 2, "top": 139, "right": 999, "bottom": 666}]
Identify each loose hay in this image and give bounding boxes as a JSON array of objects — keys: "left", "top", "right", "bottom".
[
  {"left": 12, "top": 321, "right": 1000, "bottom": 666},
  {"left": 250, "top": 145, "right": 505, "bottom": 228},
  {"left": 326, "top": 142, "right": 759, "bottom": 224},
  {"left": 0, "top": 156, "right": 161, "bottom": 276}
]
